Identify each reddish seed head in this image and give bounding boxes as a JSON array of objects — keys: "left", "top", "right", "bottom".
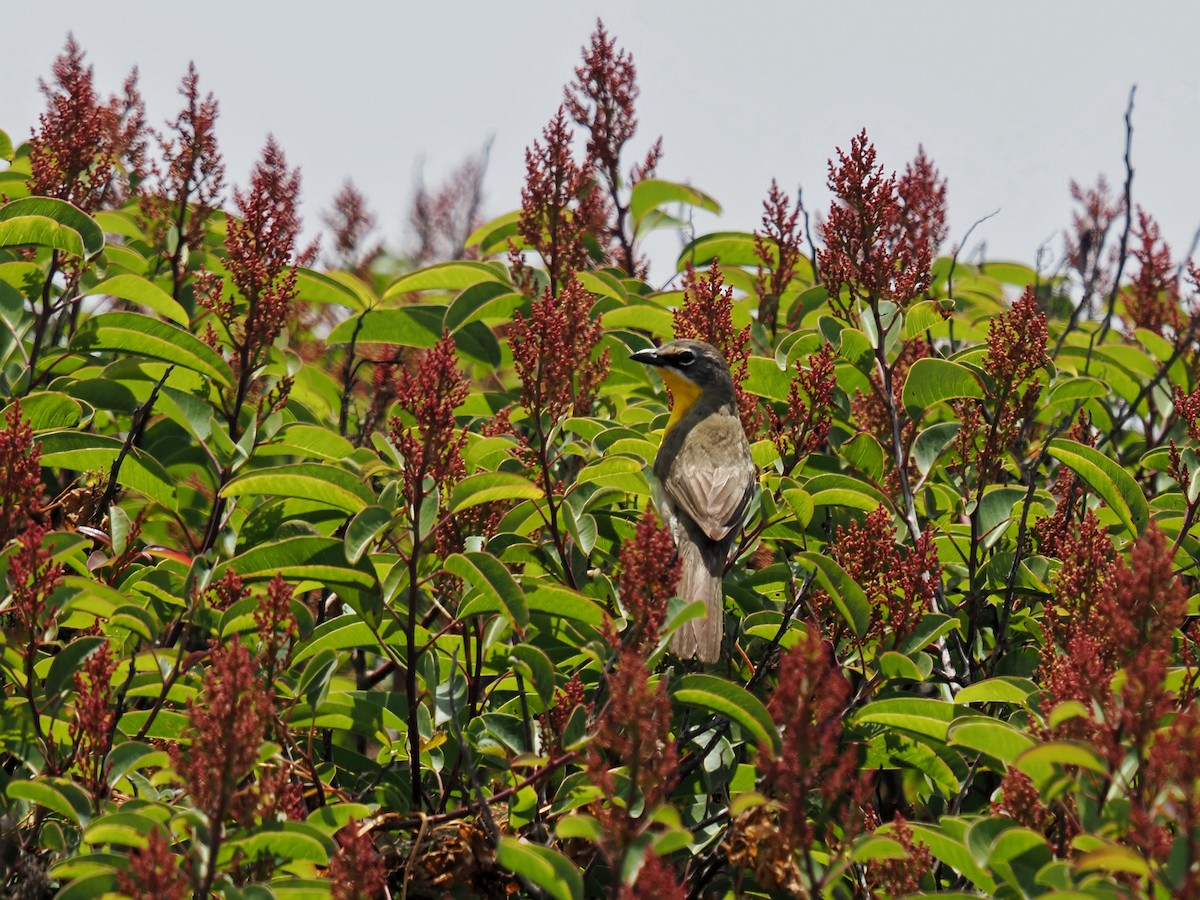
[
  {"left": 617, "top": 508, "right": 681, "bottom": 651},
  {"left": 328, "top": 821, "right": 387, "bottom": 900},
  {"left": 754, "top": 179, "right": 804, "bottom": 336},
  {"left": 116, "top": 828, "right": 190, "bottom": 900},
  {"left": 1123, "top": 208, "right": 1185, "bottom": 337},
  {"left": 0, "top": 399, "right": 42, "bottom": 546}
]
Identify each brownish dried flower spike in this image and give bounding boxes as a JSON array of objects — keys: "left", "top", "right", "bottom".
[
  {"left": 1065, "top": 175, "right": 1122, "bottom": 297},
  {"left": 409, "top": 154, "right": 487, "bottom": 266},
  {"left": 867, "top": 813, "right": 933, "bottom": 895},
  {"left": 29, "top": 35, "right": 146, "bottom": 211},
  {"left": 324, "top": 180, "right": 381, "bottom": 275},
  {"left": 673, "top": 263, "right": 758, "bottom": 435},
  {"left": 819, "top": 131, "right": 937, "bottom": 320},
  {"left": 9, "top": 522, "right": 64, "bottom": 641}
]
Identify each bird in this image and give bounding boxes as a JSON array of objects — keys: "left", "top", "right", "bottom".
[{"left": 630, "top": 339, "right": 757, "bottom": 662}]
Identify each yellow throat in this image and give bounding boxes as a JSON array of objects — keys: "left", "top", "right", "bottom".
[{"left": 660, "top": 368, "right": 704, "bottom": 435}]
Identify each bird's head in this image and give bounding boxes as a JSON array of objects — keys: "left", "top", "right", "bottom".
[{"left": 630, "top": 339, "right": 736, "bottom": 431}]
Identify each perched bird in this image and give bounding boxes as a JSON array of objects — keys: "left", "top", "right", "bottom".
[{"left": 630, "top": 339, "right": 757, "bottom": 662}]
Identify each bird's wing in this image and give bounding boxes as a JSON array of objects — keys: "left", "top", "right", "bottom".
[{"left": 664, "top": 421, "right": 756, "bottom": 542}]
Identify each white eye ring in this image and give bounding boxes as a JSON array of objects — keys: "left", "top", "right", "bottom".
[{"left": 678, "top": 350, "right": 696, "bottom": 367}]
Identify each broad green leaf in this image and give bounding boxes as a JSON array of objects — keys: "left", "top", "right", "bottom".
[
  {"left": 902, "top": 358, "right": 985, "bottom": 418},
  {"left": 676, "top": 231, "right": 757, "bottom": 270},
  {"left": 326, "top": 306, "right": 445, "bottom": 348},
  {"left": 1016, "top": 739, "right": 1109, "bottom": 788},
  {"left": 81, "top": 274, "right": 188, "bottom": 325},
  {"left": 0, "top": 215, "right": 86, "bottom": 257},
  {"left": 0, "top": 197, "right": 104, "bottom": 257},
  {"left": 522, "top": 583, "right": 605, "bottom": 626},
  {"left": 464, "top": 209, "right": 522, "bottom": 257},
  {"left": 225, "top": 826, "right": 330, "bottom": 865},
  {"left": 947, "top": 718, "right": 1035, "bottom": 765},
  {"left": 902, "top": 300, "right": 946, "bottom": 339},
  {"left": 853, "top": 697, "right": 957, "bottom": 742},
  {"left": 445, "top": 281, "right": 525, "bottom": 333},
  {"left": 2, "top": 392, "right": 83, "bottom": 432},
  {"left": 630, "top": 178, "right": 721, "bottom": 228},
  {"left": 7, "top": 778, "right": 92, "bottom": 826},
  {"left": 954, "top": 677, "right": 1037, "bottom": 706},
  {"left": 222, "top": 463, "right": 375, "bottom": 513},
  {"left": 672, "top": 674, "right": 781, "bottom": 754},
  {"left": 795, "top": 552, "right": 870, "bottom": 637},
  {"left": 383, "top": 261, "right": 508, "bottom": 299},
  {"left": 1047, "top": 438, "right": 1148, "bottom": 536},
  {"left": 37, "top": 431, "right": 176, "bottom": 508},
  {"left": 840, "top": 432, "right": 886, "bottom": 482},
  {"left": 212, "top": 537, "right": 376, "bottom": 590},
  {"left": 72, "top": 312, "right": 233, "bottom": 388},
  {"left": 295, "top": 268, "right": 368, "bottom": 310},
  {"left": 496, "top": 838, "right": 582, "bottom": 900},
  {"left": 450, "top": 472, "right": 544, "bottom": 512},
  {"left": 446, "top": 551, "right": 530, "bottom": 631},
  {"left": 913, "top": 422, "right": 961, "bottom": 476},
  {"left": 344, "top": 505, "right": 392, "bottom": 563},
  {"left": 45, "top": 636, "right": 107, "bottom": 700}
]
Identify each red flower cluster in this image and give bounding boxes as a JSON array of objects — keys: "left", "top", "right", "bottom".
[
  {"left": 207, "top": 567, "right": 248, "bottom": 612},
  {"left": 328, "top": 821, "right": 387, "bottom": 900},
  {"left": 408, "top": 153, "right": 486, "bottom": 266},
  {"left": 515, "top": 108, "right": 604, "bottom": 293},
  {"left": 754, "top": 180, "right": 804, "bottom": 338},
  {"left": 8, "top": 522, "right": 63, "bottom": 641},
  {"left": 760, "top": 625, "right": 867, "bottom": 860},
  {"left": 540, "top": 671, "right": 589, "bottom": 754},
  {"left": 565, "top": 20, "right": 661, "bottom": 276},
  {"left": 673, "top": 263, "right": 758, "bottom": 435},
  {"left": 818, "top": 131, "right": 939, "bottom": 319},
  {"left": 770, "top": 343, "right": 836, "bottom": 475},
  {"left": 617, "top": 508, "right": 681, "bottom": 651},
  {"left": 833, "top": 505, "right": 940, "bottom": 644},
  {"left": 323, "top": 180, "right": 381, "bottom": 275},
  {"left": 28, "top": 35, "right": 146, "bottom": 211},
  {"left": 510, "top": 276, "right": 610, "bottom": 426},
  {"left": 1123, "top": 208, "right": 1185, "bottom": 337},
  {"left": 586, "top": 649, "right": 677, "bottom": 868},
  {"left": 171, "top": 640, "right": 273, "bottom": 825},
  {"left": 70, "top": 641, "right": 118, "bottom": 797},
  {"left": 1175, "top": 385, "right": 1200, "bottom": 445},
  {"left": 1065, "top": 176, "right": 1122, "bottom": 298},
  {"left": 140, "top": 63, "right": 224, "bottom": 293},
  {"left": 388, "top": 331, "right": 470, "bottom": 522},
  {"left": 0, "top": 399, "right": 42, "bottom": 545},
  {"left": 984, "top": 286, "right": 1049, "bottom": 387},
  {"left": 255, "top": 573, "right": 298, "bottom": 676},
  {"left": 866, "top": 813, "right": 933, "bottom": 896},
  {"left": 619, "top": 851, "right": 686, "bottom": 900},
  {"left": 116, "top": 828, "right": 190, "bottom": 900}
]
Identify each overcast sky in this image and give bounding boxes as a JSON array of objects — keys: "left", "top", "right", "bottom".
[{"left": 3, "top": 1, "right": 1198, "bottom": 283}]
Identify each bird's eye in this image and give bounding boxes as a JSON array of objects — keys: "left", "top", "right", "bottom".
[{"left": 677, "top": 349, "right": 696, "bottom": 367}]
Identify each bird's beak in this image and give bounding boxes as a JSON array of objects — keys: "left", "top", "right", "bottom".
[{"left": 630, "top": 347, "right": 664, "bottom": 366}]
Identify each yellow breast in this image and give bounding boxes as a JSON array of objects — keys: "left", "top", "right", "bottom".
[{"left": 659, "top": 368, "right": 704, "bottom": 435}]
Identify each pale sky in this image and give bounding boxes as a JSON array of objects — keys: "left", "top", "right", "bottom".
[{"left": 3, "top": 1, "right": 1198, "bottom": 283}]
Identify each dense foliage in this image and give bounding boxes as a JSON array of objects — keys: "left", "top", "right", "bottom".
[{"left": 3, "top": 23, "right": 1200, "bottom": 900}]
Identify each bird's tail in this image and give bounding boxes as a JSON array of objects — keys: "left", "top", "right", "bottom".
[{"left": 671, "top": 537, "right": 724, "bottom": 663}]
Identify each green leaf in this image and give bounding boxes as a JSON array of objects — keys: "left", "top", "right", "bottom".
[
  {"left": 295, "top": 268, "right": 368, "bottom": 310},
  {"left": 37, "top": 431, "right": 176, "bottom": 508},
  {"left": 840, "top": 432, "right": 886, "bottom": 482},
  {"left": 383, "top": 261, "right": 507, "bottom": 299},
  {"left": 913, "top": 422, "right": 961, "bottom": 476},
  {"left": 0, "top": 215, "right": 85, "bottom": 257},
  {"left": 672, "top": 674, "right": 781, "bottom": 753},
  {"left": 344, "top": 505, "right": 392, "bottom": 563},
  {"left": 0, "top": 197, "right": 104, "bottom": 258},
  {"left": 81, "top": 274, "right": 189, "bottom": 325},
  {"left": 222, "top": 463, "right": 375, "bottom": 514},
  {"left": 630, "top": 179, "right": 721, "bottom": 228},
  {"left": 902, "top": 358, "right": 985, "bottom": 418},
  {"left": 853, "top": 697, "right": 957, "bottom": 742},
  {"left": 676, "top": 231, "right": 757, "bottom": 270},
  {"left": 225, "top": 826, "right": 330, "bottom": 865},
  {"left": 1047, "top": 438, "right": 1148, "bottom": 536},
  {"left": 326, "top": 306, "right": 445, "bottom": 348},
  {"left": 7, "top": 778, "right": 92, "bottom": 826},
  {"left": 496, "top": 837, "right": 583, "bottom": 900},
  {"left": 445, "top": 281, "right": 525, "bottom": 333},
  {"left": 45, "top": 636, "right": 107, "bottom": 699},
  {"left": 72, "top": 312, "right": 233, "bottom": 388},
  {"left": 795, "top": 552, "right": 870, "bottom": 637},
  {"left": 522, "top": 583, "right": 605, "bottom": 626},
  {"left": 947, "top": 718, "right": 1035, "bottom": 765},
  {"left": 450, "top": 472, "right": 544, "bottom": 512},
  {"left": 902, "top": 300, "right": 946, "bottom": 339},
  {"left": 0, "top": 129, "right": 12, "bottom": 162},
  {"left": 2, "top": 392, "right": 84, "bottom": 432},
  {"left": 954, "top": 677, "right": 1037, "bottom": 706},
  {"left": 464, "top": 209, "right": 522, "bottom": 257},
  {"left": 446, "top": 551, "right": 530, "bottom": 631},
  {"left": 212, "top": 537, "right": 375, "bottom": 590}
]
